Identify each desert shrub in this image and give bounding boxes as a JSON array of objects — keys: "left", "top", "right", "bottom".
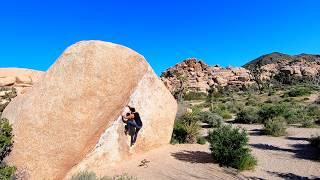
[
  {"left": 219, "top": 110, "right": 232, "bottom": 119},
  {"left": 210, "top": 104, "right": 232, "bottom": 120},
  {"left": 208, "top": 125, "right": 256, "bottom": 170},
  {"left": 245, "top": 95, "right": 261, "bottom": 106},
  {"left": 236, "top": 153, "right": 257, "bottom": 171},
  {"left": 263, "top": 117, "right": 287, "bottom": 136},
  {"left": 0, "top": 165, "right": 16, "bottom": 180},
  {"left": 235, "top": 106, "right": 260, "bottom": 124},
  {"left": 184, "top": 92, "right": 207, "bottom": 101},
  {"left": 171, "top": 121, "right": 187, "bottom": 144},
  {"left": 72, "top": 171, "right": 137, "bottom": 180},
  {"left": 183, "top": 121, "right": 201, "bottom": 143},
  {"left": 198, "top": 111, "right": 222, "bottom": 128},
  {"left": 101, "top": 173, "right": 137, "bottom": 180},
  {"left": 197, "top": 136, "right": 206, "bottom": 145},
  {"left": 258, "top": 103, "right": 288, "bottom": 123},
  {"left": 268, "top": 90, "right": 275, "bottom": 96},
  {"left": 225, "top": 101, "right": 245, "bottom": 114},
  {"left": 284, "top": 87, "right": 311, "bottom": 97},
  {"left": 71, "top": 171, "right": 97, "bottom": 180},
  {"left": 0, "top": 118, "right": 15, "bottom": 180},
  {"left": 306, "top": 105, "right": 320, "bottom": 120},
  {"left": 301, "top": 116, "right": 315, "bottom": 128},
  {"left": 171, "top": 111, "right": 201, "bottom": 144},
  {"left": 181, "top": 109, "right": 201, "bottom": 123},
  {"left": 0, "top": 118, "right": 14, "bottom": 161}
]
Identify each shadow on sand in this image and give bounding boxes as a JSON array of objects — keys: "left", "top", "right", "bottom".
[
  {"left": 248, "top": 128, "right": 264, "bottom": 136},
  {"left": 171, "top": 150, "right": 213, "bottom": 163},
  {"left": 250, "top": 143, "right": 319, "bottom": 161},
  {"left": 267, "top": 171, "right": 320, "bottom": 180}
]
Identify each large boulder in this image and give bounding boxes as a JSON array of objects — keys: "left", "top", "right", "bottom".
[{"left": 2, "top": 41, "right": 177, "bottom": 179}]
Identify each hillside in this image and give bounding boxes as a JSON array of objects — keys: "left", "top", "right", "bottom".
[{"left": 243, "top": 52, "right": 320, "bottom": 70}]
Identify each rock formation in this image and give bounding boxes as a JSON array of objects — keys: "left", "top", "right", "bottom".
[
  {"left": 0, "top": 68, "right": 44, "bottom": 95},
  {"left": 161, "top": 58, "right": 253, "bottom": 94},
  {"left": 244, "top": 52, "right": 320, "bottom": 81},
  {"left": 162, "top": 53, "right": 320, "bottom": 96},
  {"left": 2, "top": 41, "right": 177, "bottom": 179}
]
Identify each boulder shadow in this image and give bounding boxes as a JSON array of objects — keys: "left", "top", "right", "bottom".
[
  {"left": 267, "top": 171, "right": 320, "bottom": 180},
  {"left": 171, "top": 150, "right": 213, "bottom": 164}
]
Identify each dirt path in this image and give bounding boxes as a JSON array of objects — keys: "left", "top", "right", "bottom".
[{"left": 106, "top": 144, "right": 242, "bottom": 180}]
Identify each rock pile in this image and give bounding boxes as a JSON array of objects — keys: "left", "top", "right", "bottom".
[
  {"left": 244, "top": 52, "right": 320, "bottom": 81},
  {"left": 0, "top": 68, "right": 44, "bottom": 95},
  {"left": 259, "top": 60, "right": 320, "bottom": 81},
  {"left": 161, "top": 58, "right": 253, "bottom": 94}
]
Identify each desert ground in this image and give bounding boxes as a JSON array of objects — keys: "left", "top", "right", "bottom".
[{"left": 107, "top": 124, "right": 320, "bottom": 180}]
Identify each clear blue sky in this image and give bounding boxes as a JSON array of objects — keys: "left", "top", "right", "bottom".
[{"left": 1, "top": 0, "right": 320, "bottom": 75}]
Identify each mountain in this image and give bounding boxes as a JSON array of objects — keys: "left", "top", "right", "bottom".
[{"left": 243, "top": 52, "right": 320, "bottom": 69}]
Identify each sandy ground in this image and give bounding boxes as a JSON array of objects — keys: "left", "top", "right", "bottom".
[
  {"left": 237, "top": 124, "right": 320, "bottom": 180},
  {"left": 106, "top": 144, "right": 242, "bottom": 180},
  {"left": 106, "top": 124, "right": 320, "bottom": 180}
]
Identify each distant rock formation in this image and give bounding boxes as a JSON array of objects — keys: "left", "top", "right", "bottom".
[
  {"left": 162, "top": 53, "right": 320, "bottom": 96},
  {"left": 161, "top": 58, "right": 253, "bottom": 95},
  {"left": 2, "top": 41, "right": 177, "bottom": 179},
  {"left": 244, "top": 52, "right": 320, "bottom": 81},
  {"left": 0, "top": 68, "right": 44, "bottom": 95},
  {"left": 0, "top": 87, "right": 17, "bottom": 117}
]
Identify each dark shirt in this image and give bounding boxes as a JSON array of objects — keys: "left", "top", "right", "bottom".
[{"left": 133, "top": 112, "right": 143, "bottom": 127}]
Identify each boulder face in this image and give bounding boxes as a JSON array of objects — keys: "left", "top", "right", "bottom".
[
  {"left": 161, "top": 58, "right": 253, "bottom": 94},
  {"left": 0, "top": 68, "right": 44, "bottom": 95},
  {"left": 2, "top": 41, "right": 177, "bottom": 179}
]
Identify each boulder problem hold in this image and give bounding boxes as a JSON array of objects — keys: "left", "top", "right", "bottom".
[{"left": 2, "top": 41, "right": 177, "bottom": 179}]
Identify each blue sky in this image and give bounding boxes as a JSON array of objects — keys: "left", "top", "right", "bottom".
[{"left": 1, "top": 0, "right": 320, "bottom": 75}]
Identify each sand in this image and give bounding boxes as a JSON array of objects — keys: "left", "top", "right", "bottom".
[{"left": 105, "top": 124, "right": 320, "bottom": 180}]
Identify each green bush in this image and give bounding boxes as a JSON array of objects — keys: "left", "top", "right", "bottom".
[
  {"left": 0, "top": 118, "right": 15, "bottom": 180},
  {"left": 220, "top": 110, "right": 232, "bottom": 120},
  {"left": 197, "top": 136, "right": 207, "bottom": 145},
  {"left": 258, "top": 104, "right": 288, "bottom": 123},
  {"left": 71, "top": 171, "right": 97, "bottom": 180},
  {"left": 171, "top": 111, "right": 201, "bottom": 144},
  {"left": 284, "top": 87, "right": 312, "bottom": 97},
  {"left": 208, "top": 125, "right": 256, "bottom": 170},
  {"left": 183, "top": 121, "right": 201, "bottom": 143},
  {"left": 0, "top": 118, "right": 14, "bottom": 161},
  {"left": 236, "top": 153, "right": 257, "bottom": 171},
  {"left": 184, "top": 92, "right": 207, "bottom": 101},
  {"left": 101, "top": 174, "right": 137, "bottom": 180},
  {"left": 235, "top": 106, "right": 260, "bottom": 124},
  {"left": 71, "top": 171, "right": 137, "bottom": 180},
  {"left": 263, "top": 117, "right": 287, "bottom": 136},
  {"left": 198, "top": 111, "right": 222, "bottom": 128},
  {"left": 171, "top": 121, "right": 187, "bottom": 144},
  {"left": 0, "top": 165, "right": 16, "bottom": 180}
]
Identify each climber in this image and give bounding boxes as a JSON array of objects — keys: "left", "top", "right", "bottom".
[
  {"left": 128, "top": 106, "right": 143, "bottom": 146},
  {"left": 122, "top": 106, "right": 143, "bottom": 146}
]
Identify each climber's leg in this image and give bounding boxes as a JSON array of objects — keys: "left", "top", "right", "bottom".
[{"left": 133, "top": 127, "right": 141, "bottom": 144}]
